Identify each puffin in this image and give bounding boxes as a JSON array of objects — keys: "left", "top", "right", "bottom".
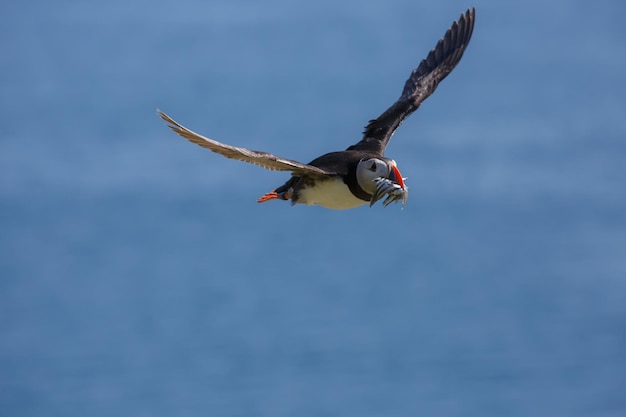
[{"left": 159, "top": 8, "right": 475, "bottom": 210}]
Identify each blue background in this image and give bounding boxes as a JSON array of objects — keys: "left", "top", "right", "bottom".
[{"left": 2, "top": 0, "right": 625, "bottom": 416}]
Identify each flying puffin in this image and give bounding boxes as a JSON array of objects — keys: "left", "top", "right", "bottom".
[{"left": 159, "top": 8, "right": 475, "bottom": 210}]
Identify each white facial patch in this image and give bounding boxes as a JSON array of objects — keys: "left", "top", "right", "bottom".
[{"left": 355, "top": 158, "right": 390, "bottom": 194}]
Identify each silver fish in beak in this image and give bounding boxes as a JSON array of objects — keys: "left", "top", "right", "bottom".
[{"left": 370, "top": 164, "right": 408, "bottom": 208}]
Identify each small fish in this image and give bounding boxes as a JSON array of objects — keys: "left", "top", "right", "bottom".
[{"left": 370, "top": 177, "right": 409, "bottom": 208}]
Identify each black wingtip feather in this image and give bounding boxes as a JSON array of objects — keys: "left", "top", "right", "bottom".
[{"left": 411, "top": 8, "right": 475, "bottom": 86}]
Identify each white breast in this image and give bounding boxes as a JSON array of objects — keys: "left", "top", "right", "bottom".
[{"left": 297, "top": 177, "right": 368, "bottom": 210}]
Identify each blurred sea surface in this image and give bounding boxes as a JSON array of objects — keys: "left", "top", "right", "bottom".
[{"left": 1, "top": 1, "right": 625, "bottom": 416}]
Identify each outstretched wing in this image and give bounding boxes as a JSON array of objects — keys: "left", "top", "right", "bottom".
[
  {"left": 348, "top": 8, "right": 475, "bottom": 155},
  {"left": 159, "top": 110, "right": 334, "bottom": 177}
]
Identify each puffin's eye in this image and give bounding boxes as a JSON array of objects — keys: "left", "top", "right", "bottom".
[{"left": 369, "top": 161, "right": 378, "bottom": 171}]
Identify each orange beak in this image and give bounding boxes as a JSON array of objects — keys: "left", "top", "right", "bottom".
[{"left": 388, "top": 164, "right": 406, "bottom": 189}]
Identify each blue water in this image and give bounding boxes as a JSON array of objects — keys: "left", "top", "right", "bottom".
[{"left": 2, "top": 1, "right": 626, "bottom": 416}]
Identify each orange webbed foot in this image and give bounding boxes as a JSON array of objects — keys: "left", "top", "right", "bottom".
[
  {"left": 257, "top": 191, "right": 290, "bottom": 203},
  {"left": 258, "top": 191, "right": 279, "bottom": 203}
]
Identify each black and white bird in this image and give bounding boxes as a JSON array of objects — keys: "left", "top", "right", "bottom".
[{"left": 159, "top": 8, "right": 475, "bottom": 210}]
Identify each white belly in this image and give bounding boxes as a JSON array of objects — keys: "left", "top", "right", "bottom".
[{"left": 297, "top": 177, "right": 368, "bottom": 210}]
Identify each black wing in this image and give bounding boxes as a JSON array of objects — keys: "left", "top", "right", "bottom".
[
  {"left": 159, "top": 111, "right": 335, "bottom": 177},
  {"left": 348, "top": 8, "right": 475, "bottom": 155}
]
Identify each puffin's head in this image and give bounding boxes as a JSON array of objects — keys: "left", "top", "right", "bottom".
[{"left": 356, "top": 158, "right": 408, "bottom": 207}]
